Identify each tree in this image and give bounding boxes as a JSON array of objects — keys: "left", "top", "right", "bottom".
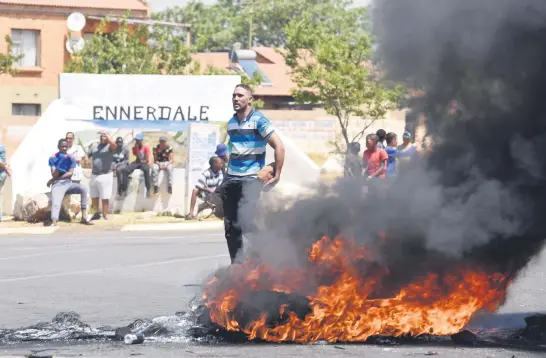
[
  {"left": 154, "top": 0, "right": 357, "bottom": 51},
  {"left": 65, "top": 16, "right": 192, "bottom": 74},
  {"left": 283, "top": 5, "right": 403, "bottom": 151},
  {"left": 0, "top": 35, "right": 23, "bottom": 75},
  {"left": 154, "top": 1, "right": 244, "bottom": 52}
]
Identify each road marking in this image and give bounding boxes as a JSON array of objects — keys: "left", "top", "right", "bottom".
[
  {"left": 0, "top": 249, "right": 95, "bottom": 261},
  {"left": 73, "top": 233, "right": 223, "bottom": 241},
  {"left": 0, "top": 254, "right": 229, "bottom": 283},
  {"left": 0, "top": 234, "right": 224, "bottom": 252},
  {"left": 3, "top": 243, "right": 99, "bottom": 251},
  {"left": 121, "top": 221, "right": 223, "bottom": 232}
]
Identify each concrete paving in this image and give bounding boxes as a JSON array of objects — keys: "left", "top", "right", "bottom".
[{"left": 0, "top": 230, "right": 545, "bottom": 357}]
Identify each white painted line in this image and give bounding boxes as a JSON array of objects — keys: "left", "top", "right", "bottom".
[
  {"left": 0, "top": 254, "right": 229, "bottom": 283},
  {"left": 0, "top": 226, "right": 58, "bottom": 235},
  {"left": 6, "top": 243, "right": 98, "bottom": 251},
  {"left": 0, "top": 249, "right": 95, "bottom": 261},
  {"left": 120, "top": 221, "right": 223, "bottom": 232},
  {"left": 73, "top": 233, "right": 223, "bottom": 240}
]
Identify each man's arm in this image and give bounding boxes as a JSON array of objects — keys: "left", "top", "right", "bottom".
[
  {"left": 0, "top": 160, "right": 10, "bottom": 177},
  {"left": 386, "top": 146, "right": 415, "bottom": 158},
  {"left": 153, "top": 147, "right": 158, "bottom": 164},
  {"left": 101, "top": 131, "right": 117, "bottom": 151},
  {"left": 265, "top": 133, "right": 285, "bottom": 182},
  {"left": 168, "top": 149, "right": 174, "bottom": 165}
]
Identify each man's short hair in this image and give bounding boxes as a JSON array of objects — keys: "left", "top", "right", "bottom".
[
  {"left": 209, "top": 156, "right": 221, "bottom": 167},
  {"left": 235, "top": 83, "right": 253, "bottom": 97},
  {"left": 349, "top": 142, "right": 361, "bottom": 154},
  {"left": 386, "top": 132, "right": 397, "bottom": 145},
  {"left": 366, "top": 133, "right": 379, "bottom": 143},
  {"left": 66, "top": 132, "right": 75, "bottom": 139},
  {"left": 58, "top": 138, "right": 67, "bottom": 147},
  {"left": 376, "top": 129, "right": 386, "bottom": 141}
]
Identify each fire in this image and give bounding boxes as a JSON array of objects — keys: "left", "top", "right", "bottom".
[{"left": 203, "top": 236, "right": 510, "bottom": 343}]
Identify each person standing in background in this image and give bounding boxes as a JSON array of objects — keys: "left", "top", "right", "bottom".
[
  {"left": 376, "top": 129, "right": 387, "bottom": 149},
  {"left": 363, "top": 133, "right": 388, "bottom": 181},
  {"left": 112, "top": 137, "right": 130, "bottom": 198},
  {"left": 65, "top": 132, "right": 86, "bottom": 184},
  {"left": 344, "top": 142, "right": 362, "bottom": 179},
  {"left": 0, "top": 144, "right": 11, "bottom": 223},
  {"left": 123, "top": 133, "right": 152, "bottom": 198},
  {"left": 396, "top": 131, "right": 418, "bottom": 176},
  {"left": 152, "top": 136, "right": 174, "bottom": 194},
  {"left": 88, "top": 131, "right": 117, "bottom": 220},
  {"left": 384, "top": 132, "right": 416, "bottom": 179}
]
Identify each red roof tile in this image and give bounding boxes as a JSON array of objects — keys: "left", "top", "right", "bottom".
[{"left": 191, "top": 47, "right": 297, "bottom": 97}]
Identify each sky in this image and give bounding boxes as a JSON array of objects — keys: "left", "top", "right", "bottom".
[{"left": 147, "top": 0, "right": 371, "bottom": 11}]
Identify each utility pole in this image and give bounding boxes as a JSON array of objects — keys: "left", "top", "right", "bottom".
[{"left": 247, "top": 0, "right": 253, "bottom": 49}]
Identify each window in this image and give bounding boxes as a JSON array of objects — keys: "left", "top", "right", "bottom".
[
  {"left": 11, "top": 29, "right": 41, "bottom": 67},
  {"left": 12, "top": 104, "right": 41, "bottom": 116},
  {"left": 238, "top": 60, "right": 272, "bottom": 85}
]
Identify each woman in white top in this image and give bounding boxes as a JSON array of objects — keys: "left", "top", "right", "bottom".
[{"left": 66, "top": 132, "right": 86, "bottom": 183}]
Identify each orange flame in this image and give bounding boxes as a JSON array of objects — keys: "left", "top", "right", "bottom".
[{"left": 203, "top": 236, "right": 510, "bottom": 343}]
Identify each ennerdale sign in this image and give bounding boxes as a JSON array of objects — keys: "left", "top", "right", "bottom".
[
  {"left": 59, "top": 73, "right": 241, "bottom": 122},
  {"left": 91, "top": 104, "right": 210, "bottom": 121}
]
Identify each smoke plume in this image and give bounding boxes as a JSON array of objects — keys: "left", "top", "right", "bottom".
[{"left": 213, "top": 0, "right": 546, "bottom": 323}]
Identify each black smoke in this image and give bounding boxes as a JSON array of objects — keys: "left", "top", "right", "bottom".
[{"left": 207, "top": 0, "right": 546, "bottom": 330}]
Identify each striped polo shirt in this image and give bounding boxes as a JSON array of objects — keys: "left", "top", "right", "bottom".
[
  {"left": 227, "top": 108, "right": 275, "bottom": 177},
  {"left": 196, "top": 168, "right": 224, "bottom": 189}
]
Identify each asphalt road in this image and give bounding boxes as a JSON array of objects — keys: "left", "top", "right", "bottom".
[{"left": 0, "top": 229, "right": 545, "bottom": 357}]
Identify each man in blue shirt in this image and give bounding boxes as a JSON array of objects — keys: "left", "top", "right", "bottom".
[
  {"left": 221, "top": 84, "right": 285, "bottom": 264},
  {"left": 0, "top": 144, "right": 11, "bottom": 223},
  {"left": 47, "top": 138, "right": 93, "bottom": 226},
  {"left": 384, "top": 132, "right": 416, "bottom": 178}
]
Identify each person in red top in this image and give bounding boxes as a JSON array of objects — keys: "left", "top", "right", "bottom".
[
  {"left": 363, "top": 133, "right": 388, "bottom": 181},
  {"left": 120, "top": 133, "right": 152, "bottom": 197}
]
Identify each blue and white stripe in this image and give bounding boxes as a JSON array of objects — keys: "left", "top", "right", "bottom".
[{"left": 227, "top": 109, "right": 275, "bottom": 177}]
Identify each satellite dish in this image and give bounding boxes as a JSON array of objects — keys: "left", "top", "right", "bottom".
[
  {"left": 67, "top": 12, "right": 86, "bottom": 32},
  {"left": 66, "top": 35, "right": 85, "bottom": 54}
]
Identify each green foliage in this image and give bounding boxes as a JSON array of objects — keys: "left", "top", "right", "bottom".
[
  {"left": 65, "top": 15, "right": 192, "bottom": 74},
  {"left": 0, "top": 35, "right": 23, "bottom": 75},
  {"left": 283, "top": 5, "right": 404, "bottom": 150},
  {"left": 154, "top": 1, "right": 244, "bottom": 52},
  {"left": 154, "top": 0, "right": 357, "bottom": 51}
]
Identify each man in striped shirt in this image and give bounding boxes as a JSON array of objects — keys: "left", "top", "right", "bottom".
[
  {"left": 222, "top": 84, "right": 285, "bottom": 264},
  {"left": 186, "top": 156, "right": 224, "bottom": 219}
]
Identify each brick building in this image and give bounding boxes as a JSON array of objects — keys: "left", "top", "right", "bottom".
[{"left": 0, "top": 0, "right": 151, "bottom": 157}]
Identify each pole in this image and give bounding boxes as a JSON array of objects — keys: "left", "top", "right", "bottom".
[{"left": 248, "top": 0, "right": 253, "bottom": 49}]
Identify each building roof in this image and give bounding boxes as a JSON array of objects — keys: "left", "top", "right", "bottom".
[
  {"left": 191, "top": 47, "right": 296, "bottom": 97},
  {"left": 0, "top": 0, "right": 149, "bottom": 11}
]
